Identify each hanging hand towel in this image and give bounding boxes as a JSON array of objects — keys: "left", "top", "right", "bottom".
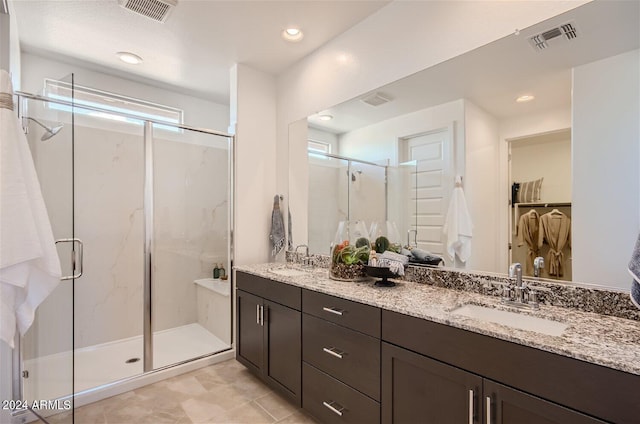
[
  {"left": 628, "top": 233, "right": 640, "bottom": 309},
  {"left": 0, "top": 70, "right": 62, "bottom": 348},
  {"left": 269, "top": 195, "right": 285, "bottom": 257},
  {"left": 443, "top": 176, "right": 473, "bottom": 263}
]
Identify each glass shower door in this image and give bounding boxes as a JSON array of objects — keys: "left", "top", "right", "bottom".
[
  {"left": 19, "top": 86, "right": 74, "bottom": 423},
  {"left": 151, "top": 123, "right": 233, "bottom": 369}
]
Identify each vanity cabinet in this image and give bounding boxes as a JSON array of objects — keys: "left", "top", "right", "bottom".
[
  {"left": 236, "top": 271, "right": 302, "bottom": 405},
  {"left": 382, "top": 342, "right": 603, "bottom": 424},
  {"left": 382, "top": 310, "right": 637, "bottom": 423},
  {"left": 235, "top": 271, "right": 639, "bottom": 423},
  {"left": 301, "top": 289, "right": 382, "bottom": 423}
]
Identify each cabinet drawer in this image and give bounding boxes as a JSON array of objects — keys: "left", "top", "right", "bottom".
[
  {"left": 236, "top": 271, "right": 301, "bottom": 310},
  {"left": 303, "top": 314, "right": 380, "bottom": 401},
  {"left": 303, "top": 363, "right": 380, "bottom": 424},
  {"left": 303, "top": 289, "right": 380, "bottom": 336}
]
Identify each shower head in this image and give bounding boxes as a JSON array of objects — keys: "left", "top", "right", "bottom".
[{"left": 26, "top": 117, "right": 64, "bottom": 141}]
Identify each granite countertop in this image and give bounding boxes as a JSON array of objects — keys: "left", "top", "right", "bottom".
[{"left": 235, "top": 263, "right": 640, "bottom": 376}]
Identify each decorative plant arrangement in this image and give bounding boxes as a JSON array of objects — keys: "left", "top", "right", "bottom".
[
  {"left": 373, "top": 236, "right": 401, "bottom": 254},
  {"left": 329, "top": 221, "right": 371, "bottom": 281},
  {"left": 370, "top": 221, "right": 402, "bottom": 254},
  {"left": 329, "top": 221, "right": 407, "bottom": 282}
]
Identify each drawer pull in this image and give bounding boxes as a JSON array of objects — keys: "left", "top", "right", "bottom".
[
  {"left": 323, "top": 401, "right": 344, "bottom": 417},
  {"left": 486, "top": 396, "right": 492, "bottom": 424},
  {"left": 322, "top": 306, "right": 344, "bottom": 316},
  {"left": 322, "top": 347, "right": 344, "bottom": 359}
]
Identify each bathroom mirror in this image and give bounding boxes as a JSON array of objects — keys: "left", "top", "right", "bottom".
[{"left": 288, "top": 0, "right": 640, "bottom": 290}]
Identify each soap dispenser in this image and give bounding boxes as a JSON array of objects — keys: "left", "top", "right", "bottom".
[
  {"left": 219, "top": 264, "right": 226, "bottom": 279},
  {"left": 213, "top": 264, "right": 220, "bottom": 279}
]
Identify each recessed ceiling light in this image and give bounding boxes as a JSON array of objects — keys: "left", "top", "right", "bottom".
[
  {"left": 117, "top": 52, "right": 143, "bottom": 65},
  {"left": 516, "top": 94, "right": 535, "bottom": 103},
  {"left": 282, "top": 28, "right": 304, "bottom": 42},
  {"left": 318, "top": 114, "right": 333, "bottom": 121}
]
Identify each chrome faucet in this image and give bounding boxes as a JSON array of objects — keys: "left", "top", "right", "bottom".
[
  {"left": 295, "top": 244, "right": 311, "bottom": 266},
  {"left": 509, "top": 263, "right": 524, "bottom": 303},
  {"left": 533, "top": 256, "right": 545, "bottom": 278}
]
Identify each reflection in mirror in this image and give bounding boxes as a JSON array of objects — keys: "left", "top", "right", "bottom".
[
  {"left": 509, "top": 129, "right": 572, "bottom": 281},
  {"left": 289, "top": 0, "right": 639, "bottom": 290}
]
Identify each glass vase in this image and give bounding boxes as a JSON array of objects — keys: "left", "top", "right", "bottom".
[
  {"left": 329, "top": 220, "right": 371, "bottom": 281},
  {"left": 369, "top": 221, "right": 402, "bottom": 254}
]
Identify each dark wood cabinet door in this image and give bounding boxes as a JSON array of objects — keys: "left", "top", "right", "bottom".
[
  {"left": 484, "top": 380, "right": 606, "bottom": 424},
  {"left": 236, "top": 289, "right": 263, "bottom": 373},
  {"left": 264, "top": 300, "right": 302, "bottom": 404},
  {"left": 382, "top": 342, "right": 482, "bottom": 424}
]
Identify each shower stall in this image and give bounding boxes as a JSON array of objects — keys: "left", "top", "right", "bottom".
[
  {"left": 10, "top": 75, "right": 233, "bottom": 423},
  {"left": 307, "top": 151, "right": 417, "bottom": 254}
]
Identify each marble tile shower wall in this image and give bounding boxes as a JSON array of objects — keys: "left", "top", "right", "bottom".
[
  {"left": 153, "top": 137, "right": 229, "bottom": 332},
  {"left": 308, "top": 161, "right": 344, "bottom": 255},
  {"left": 24, "top": 125, "right": 229, "bottom": 358},
  {"left": 286, "top": 252, "right": 640, "bottom": 321}
]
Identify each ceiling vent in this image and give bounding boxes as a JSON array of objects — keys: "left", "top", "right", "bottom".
[
  {"left": 119, "top": 0, "right": 177, "bottom": 23},
  {"left": 529, "top": 21, "right": 578, "bottom": 51},
  {"left": 361, "top": 92, "right": 392, "bottom": 107}
]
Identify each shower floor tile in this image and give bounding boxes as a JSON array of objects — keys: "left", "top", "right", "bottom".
[{"left": 44, "top": 359, "right": 317, "bottom": 424}]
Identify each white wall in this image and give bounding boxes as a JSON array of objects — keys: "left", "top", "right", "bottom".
[
  {"left": 0, "top": 3, "right": 21, "bottom": 88},
  {"left": 510, "top": 134, "right": 572, "bottom": 203},
  {"left": 572, "top": 49, "right": 639, "bottom": 289},
  {"left": 464, "top": 100, "right": 500, "bottom": 272},
  {"left": 20, "top": 53, "right": 229, "bottom": 131},
  {"left": 230, "top": 64, "right": 278, "bottom": 265}
]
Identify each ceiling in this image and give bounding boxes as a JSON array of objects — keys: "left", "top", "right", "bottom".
[
  {"left": 307, "top": 0, "right": 640, "bottom": 134},
  {"left": 10, "top": 0, "right": 389, "bottom": 104}
]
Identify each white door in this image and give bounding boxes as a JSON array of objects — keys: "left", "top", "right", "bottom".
[{"left": 403, "top": 128, "right": 453, "bottom": 257}]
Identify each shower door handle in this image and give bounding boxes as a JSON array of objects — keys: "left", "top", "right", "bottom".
[{"left": 56, "top": 238, "right": 84, "bottom": 280}]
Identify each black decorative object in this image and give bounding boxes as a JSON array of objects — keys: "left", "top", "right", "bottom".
[{"left": 365, "top": 266, "right": 397, "bottom": 287}]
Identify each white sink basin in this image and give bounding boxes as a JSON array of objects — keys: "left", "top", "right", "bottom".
[
  {"left": 268, "top": 268, "right": 309, "bottom": 277},
  {"left": 451, "top": 304, "right": 568, "bottom": 337}
]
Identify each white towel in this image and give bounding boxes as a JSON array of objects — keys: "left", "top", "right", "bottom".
[
  {"left": 0, "top": 70, "right": 61, "bottom": 348},
  {"left": 443, "top": 176, "right": 473, "bottom": 263}
]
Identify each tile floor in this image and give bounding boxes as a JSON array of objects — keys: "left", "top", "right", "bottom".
[{"left": 42, "top": 359, "right": 317, "bottom": 424}]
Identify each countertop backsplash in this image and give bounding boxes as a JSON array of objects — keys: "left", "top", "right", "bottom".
[{"left": 285, "top": 251, "right": 640, "bottom": 321}]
